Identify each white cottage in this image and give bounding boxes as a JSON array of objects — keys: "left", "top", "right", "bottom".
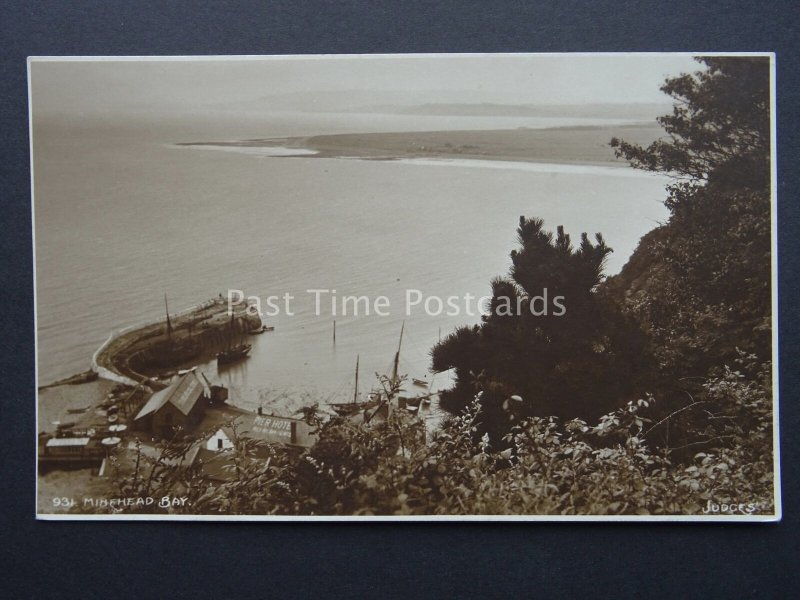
[{"left": 205, "top": 426, "right": 235, "bottom": 452}]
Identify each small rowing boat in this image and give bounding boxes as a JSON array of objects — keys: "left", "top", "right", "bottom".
[{"left": 249, "top": 325, "right": 275, "bottom": 334}]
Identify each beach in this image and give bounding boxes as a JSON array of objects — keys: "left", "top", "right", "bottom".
[{"left": 180, "top": 123, "right": 664, "bottom": 166}]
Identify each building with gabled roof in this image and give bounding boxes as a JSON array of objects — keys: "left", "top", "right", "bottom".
[
  {"left": 206, "top": 426, "right": 236, "bottom": 452},
  {"left": 204, "top": 410, "right": 319, "bottom": 458},
  {"left": 134, "top": 370, "right": 211, "bottom": 437}
]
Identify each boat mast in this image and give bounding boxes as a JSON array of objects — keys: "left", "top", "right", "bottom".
[
  {"left": 353, "top": 354, "right": 359, "bottom": 404},
  {"left": 164, "top": 293, "right": 173, "bottom": 342},
  {"left": 391, "top": 320, "right": 404, "bottom": 386},
  {"left": 228, "top": 310, "right": 235, "bottom": 351}
]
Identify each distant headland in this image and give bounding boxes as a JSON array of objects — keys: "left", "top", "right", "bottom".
[{"left": 176, "top": 123, "right": 664, "bottom": 167}]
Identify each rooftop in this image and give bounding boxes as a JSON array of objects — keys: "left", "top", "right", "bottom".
[
  {"left": 47, "top": 437, "right": 90, "bottom": 447},
  {"left": 135, "top": 370, "right": 210, "bottom": 420}
]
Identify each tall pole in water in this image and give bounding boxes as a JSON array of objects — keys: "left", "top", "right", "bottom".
[
  {"left": 333, "top": 320, "right": 336, "bottom": 345},
  {"left": 164, "top": 293, "right": 173, "bottom": 342}
]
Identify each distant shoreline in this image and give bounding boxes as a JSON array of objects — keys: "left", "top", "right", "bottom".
[{"left": 177, "top": 123, "right": 664, "bottom": 168}]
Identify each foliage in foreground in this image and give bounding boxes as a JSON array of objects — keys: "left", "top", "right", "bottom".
[
  {"left": 282, "top": 355, "right": 773, "bottom": 516},
  {"left": 85, "top": 352, "right": 772, "bottom": 517}
]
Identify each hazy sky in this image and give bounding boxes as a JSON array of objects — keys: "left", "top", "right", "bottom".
[{"left": 30, "top": 54, "right": 699, "bottom": 115}]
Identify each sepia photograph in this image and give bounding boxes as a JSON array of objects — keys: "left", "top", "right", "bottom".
[{"left": 30, "top": 53, "right": 778, "bottom": 520}]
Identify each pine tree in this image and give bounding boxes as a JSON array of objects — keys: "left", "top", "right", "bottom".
[
  {"left": 607, "top": 57, "right": 772, "bottom": 371},
  {"left": 610, "top": 56, "right": 770, "bottom": 210},
  {"left": 432, "top": 217, "right": 649, "bottom": 438}
]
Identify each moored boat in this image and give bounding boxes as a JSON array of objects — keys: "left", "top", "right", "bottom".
[
  {"left": 329, "top": 354, "right": 374, "bottom": 416},
  {"left": 217, "top": 311, "right": 252, "bottom": 365},
  {"left": 217, "top": 343, "right": 252, "bottom": 364},
  {"left": 248, "top": 325, "right": 274, "bottom": 334}
]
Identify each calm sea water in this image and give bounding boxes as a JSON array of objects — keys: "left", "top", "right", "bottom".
[{"left": 33, "top": 110, "right": 669, "bottom": 412}]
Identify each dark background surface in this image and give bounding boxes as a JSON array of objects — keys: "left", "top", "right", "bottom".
[{"left": 1, "top": 1, "right": 798, "bottom": 597}]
